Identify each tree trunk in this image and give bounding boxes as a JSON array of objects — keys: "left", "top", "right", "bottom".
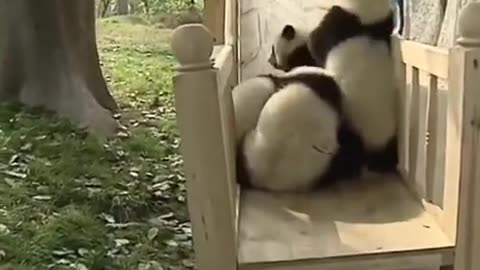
[
  {"left": 0, "top": 0, "right": 119, "bottom": 137},
  {"left": 117, "top": 0, "right": 129, "bottom": 15}
]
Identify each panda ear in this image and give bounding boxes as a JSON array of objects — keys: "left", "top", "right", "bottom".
[{"left": 281, "top": 25, "right": 296, "bottom": 41}]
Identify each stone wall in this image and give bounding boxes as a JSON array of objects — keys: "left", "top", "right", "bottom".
[
  {"left": 405, "top": 0, "right": 475, "bottom": 47},
  {"left": 239, "top": 0, "right": 330, "bottom": 79},
  {"left": 239, "top": 0, "right": 473, "bottom": 80}
]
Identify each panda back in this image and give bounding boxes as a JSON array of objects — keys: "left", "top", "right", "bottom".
[
  {"left": 308, "top": 3, "right": 394, "bottom": 68},
  {"left": 307, "top": 3, "right": 397, "bottom": 151},
  {"left": 232, "top": 76, "right": 276, "bottom": 143},
  {"left": 240, "top": 70, "right": 344, "bottom": 191}
]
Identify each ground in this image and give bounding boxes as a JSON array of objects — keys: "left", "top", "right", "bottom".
[{"left": 0, "top": 17, "right": 193, "bottom": 270}]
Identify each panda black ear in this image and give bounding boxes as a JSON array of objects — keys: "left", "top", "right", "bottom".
[{"left": 281, "top": 25, "right": 296, "bottom": 41}]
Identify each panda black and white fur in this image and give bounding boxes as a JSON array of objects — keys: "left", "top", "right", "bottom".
[
  {"left": 232, "top": 75, "right": 277, "bottom": 143},
  {"left": 235, "top": 66, "right": 364, "bottom": 192},
  {"left": 268, "top": 24, "right": 316, "bottom": 72},
  {"left": 306, "top": 0, "right": 399, "bottom": 173}
]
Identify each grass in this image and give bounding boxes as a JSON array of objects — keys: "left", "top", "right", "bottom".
[{"left": 0, "top": 19, "right": 193, "bottom": 269}]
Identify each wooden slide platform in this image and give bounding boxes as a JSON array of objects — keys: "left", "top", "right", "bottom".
[
  {"left": 237, "top": 1, "right": 454, "bottom": 269},
  {"left": 238, "top": 174, "right": 454, "bottom": 269}
]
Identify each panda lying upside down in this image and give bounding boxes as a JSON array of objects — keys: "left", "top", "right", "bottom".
[{"left": 233, "top": 66, "right": 364, "bottom": 192}]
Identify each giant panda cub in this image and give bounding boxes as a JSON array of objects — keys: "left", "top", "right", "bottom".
[
  {"left": 268, "top": 24, "right": 315, "bottom": 72},
  {"left": 307, "top": 0, "right": 399, "bottom": 173},
  {"left": 266, "top": 1, "right": 398, "bottom": 174},
  {"left": 235, "top": 66, "right": 364, "bottom": 192}
]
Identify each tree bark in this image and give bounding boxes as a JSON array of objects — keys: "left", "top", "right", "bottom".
[
  {"left": 0, "top": 0, "right": 119, "bottom": 137},
  {"left": 117, "top": 0, "right": 129, "bottom": 15}
]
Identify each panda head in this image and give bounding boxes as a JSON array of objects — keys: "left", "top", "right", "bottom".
[{"left": 268, "top": 24, "right": 315, "bottom": 72}]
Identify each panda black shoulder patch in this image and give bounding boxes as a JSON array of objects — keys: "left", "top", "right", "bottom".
[{"left": 308, "top": 5, "right": 394, "bottom": 68}]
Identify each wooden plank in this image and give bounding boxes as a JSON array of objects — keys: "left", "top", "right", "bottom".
[
  {"left": 438, "top": 48, "right": 466, "bottom": 241},
  {"left": 171, "top": 25, "right": 236, "bottom": 270},
  {"left": 224, "top": 0, "right": 239, "bottom": 84},
  {"left": 240, "top": 252, "right": 444, "bottom": 270},
  {"left": 238, "top": 174, "right": 453, "bottom": 265},
  {"left": 213, "top": 45, "right": 234, "bottom": 91},
  {"left": 204, "top": 0, "right": 226, "bottom": 44},
  {"left": 174, "top": 69, "right": 237, "bottom": 270},
  {"left": 407, "top": 67, "right": 428, "bottom": 197},
  {"left": 212, "top": 45, "right": 238, "bottom": 237},
  {"left": 393, "top": 36, "right": 410, "bottom": 177},
  {"left": 425, "top": 74, "right": 447, "bottom": 207},
  {"left": 454, "top": 48, "right": 480, "bottom": 270},
  {"left": 400, "top": 40, "right": 450, "bottom": 79}
]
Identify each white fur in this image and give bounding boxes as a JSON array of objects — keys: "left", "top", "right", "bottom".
[
  {"left": 232, "top": 76, "right": 276, "bottom": 142},
  {"left": 334, "top": 0, "right": 392, "bottom": 24},
  {"left": 286, "top": 65, "right": 334, "bottom": 77},
  {"left": 326, "top": 36, "right": 397, "bottom": 151},
  {"left": 242, "top": 70, "right": 340, "bottom": 192}
]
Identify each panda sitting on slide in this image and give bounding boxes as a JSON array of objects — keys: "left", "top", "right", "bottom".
[
  {"left": 268, "top": 0, "right": 399, "bottom": 174},
  {"left": 232, "top": 0, "right": 398, "bottom": 191},
  {"left": 308, "top": 0, "right": 399, "bottom": 174}
]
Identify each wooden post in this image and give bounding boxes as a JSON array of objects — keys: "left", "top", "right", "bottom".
[
  {"left": 454, "top": 3, "right": 480, "bottom": 270},
  {"left": 171, "top": 24, "right": 238, "bottom": 270},
  {"left": 204, "top": 0, "right": 226, "bottom": 45}
]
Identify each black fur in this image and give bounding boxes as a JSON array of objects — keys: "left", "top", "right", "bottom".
[
  {"left": 307, "top": 5, "right": 398, "bottom": 174},
  {"left": 309, "top": 5, "right": 394, "bottom": 68},
  {"left": 236, "top": 72, "right": 365, "bottom": 190},
  {"left": 281, "top": 24, "right": 296, "bottom": 41},
  {"left": 365, "top": 135, "right": 398, "bottom": 172},
  {"left": 271, "top": 43, "right": 317, "bottom": 72},
  {"left": 269, "top": 24, "right": 316, "bottom": 71},
  {"left": 266, "top": 72, "right": 343, "bottom": 114}
]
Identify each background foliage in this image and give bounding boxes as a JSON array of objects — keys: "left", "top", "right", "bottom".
[
  {"left": 96, "top": 0, "right": 204, "bottom": 28},
  {"left": 97, "top": 0, "right": 203, "bottom": 18}
]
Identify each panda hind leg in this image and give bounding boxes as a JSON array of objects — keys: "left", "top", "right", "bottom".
[
  {"left": 366, "top": 136, "right": 399, "bottom": 174},
  {"left": 314, "top": 121, "right": 366, "bottom": 189}
]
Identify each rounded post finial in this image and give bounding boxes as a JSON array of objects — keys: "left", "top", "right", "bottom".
[
  {"left": 457, "top": 2, "right": 480, "bottom": 46},
  {"left": 171, "top": 23, "right": 214, "bottom": 69}
]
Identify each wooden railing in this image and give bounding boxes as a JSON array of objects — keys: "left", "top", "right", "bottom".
[
  {"left": 395, "top": 3, "right": 480, "bottom": 269},
  {"left": 394, "top": 36, "right": 459, "bottom": 241},
  {"left": 171, "top": 2, "right": 480, "bottom": 270},
  {"left": 171, "top": 23, "right": 239, "bottom": 270}
]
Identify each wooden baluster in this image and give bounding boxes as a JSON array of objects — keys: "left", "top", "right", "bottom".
[
  {"left": 171, "top": 23, "right": 237, "bottom": 270},
  {"left": 453, "top": 3, "right": 480, "bottom": 270},
  {"left": 425, "top": 74, "right": 447, "bottom": 207}
]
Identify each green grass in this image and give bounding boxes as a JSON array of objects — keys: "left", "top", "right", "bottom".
[{"left": 0, "top": 20, "right": 193, "bottom": 269}]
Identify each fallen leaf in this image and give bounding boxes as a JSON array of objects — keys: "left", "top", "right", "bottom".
[
  {"left": 4, "top": 178, "right": 18, "bottom": 188},
  {"left": 115, "top": 238, "right": 130, "bottom": 247},
  {"left": 78, "top": 248, "right": 89, "bottom": 257},
  {"left": 52, "top": 249, "right": 74, "bottom": 256},
  {"left": 20, "top": 142, "right": 33, "bottom": 151},
  {"left": 0, "top": 224, "right": 10, "bottom": 234},
  {"left": 100, "top": 213, "right": 115, "bottom": 223},
  {"left": 182, "top": 259, "right": 195, "bottom": 268},
  {"left": 147, "top": 227, "right": 159, "bottom": 241},
  {"left": 3, "top": 170, "right": 27, "bottom": 179},
  {"left": 159, "top": 212, "right": 174, "bottom": 220},
  {"left": 33, "top": 195, "right": 52, "bottom": 201},
  {"left": 117, "top": 131, "right": 130, "bottom": 138},
  {"left": 165, "top": 240, "right": 178, "bottom": 247},
  {"left": 73, "top": 263, "right": 89, "bottom": 270},
  {"left": 148, "top": 261, "right": 164, "bottom": 270}
]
